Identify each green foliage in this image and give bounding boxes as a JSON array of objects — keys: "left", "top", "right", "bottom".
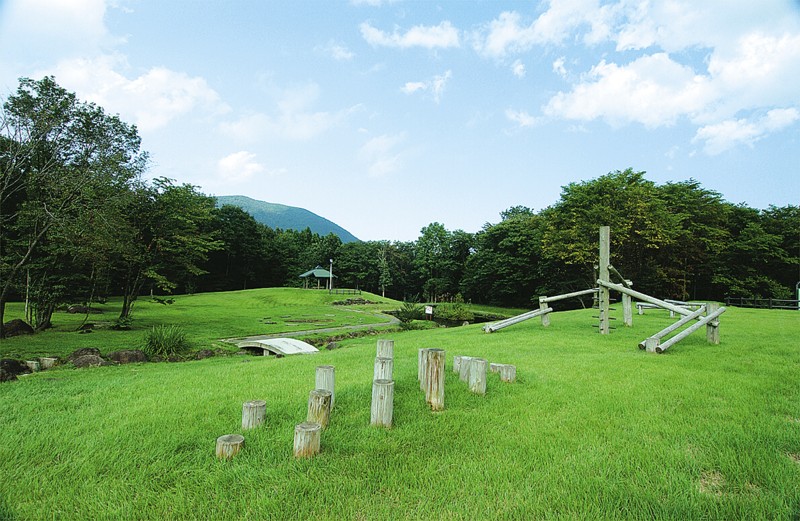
[
  {"left": 434, "top": 294, "right": 474, "bottom": 322},
  {"left": 141, "top": 324, "right": 190, "bottom": 359},
  {"left": 396, "top": 298, "right": 423, "bottom": 328}
]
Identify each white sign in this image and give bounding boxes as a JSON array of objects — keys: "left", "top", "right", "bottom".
[{"left": 425, "top": 306, "right": 434, "bottom": 315}]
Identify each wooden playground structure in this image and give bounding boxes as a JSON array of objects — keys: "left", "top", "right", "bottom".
[{"left": 484, "top": 226, "right": 726, "bottom": 354}]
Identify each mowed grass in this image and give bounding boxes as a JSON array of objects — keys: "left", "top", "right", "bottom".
[
  {"left": 0, "top": 288, "right": 399, "bottom": 360},
  {"left": 1, "top": 298, "right": 799, "bottom": 519}
]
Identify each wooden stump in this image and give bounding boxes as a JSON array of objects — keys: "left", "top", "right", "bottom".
[
  {"left": 241, "top": 400, "right": 266, "bottom": 430},
  {"left": 622, "top": 294, "right": 633, "bottom": 327},
  {"left": 25, "top": 360, "right": 40, "bottom": 372},
  {"left": 215, "top": 434, "right": 244, "bottom": 460},
  {"left": 315, "top": 365, "right": 335, "bottom": 408},
  {"left": 374, "top": 356, "right": 393, "bottom": 381},
  {"left": 497, "top": 364, "right": 516, "bottom": 383},
  {"left": 418, "top": 348, "right": 430, "bottom": 391},
  {"left": 706, "top": 302, "right": 720, "bottom": 344},
  {"left": 453, "top": 355, "right": 462, "bottom": 374},
  {"left": 458, "top": 356, "right": 474, "bottom": 382},
  {"left": 307, "top": 389, "right": 332, "bottom": 428},
  {"left": 424, "top": 348, "right": 445, "bottom": 411},
  {"left": 39, "top": 357, "right": 57, "bottom": 370},
  {"left": 293, "top": 422, "right": 321, "bottom": 458},
  {"left": 468, "top": 358, "right": 488, "bottom": 395},
  {"left": 376, "top": 339, "right": 394, "bottom": 359},
  {"left": 370, "top": 379, "right": 394, "bottom": 428},
  {"left": 539, "top": 299, "right": 551, "bottom": 327},
  {"left": 489, "top": 362, "right": 501, "bottom": 373}
]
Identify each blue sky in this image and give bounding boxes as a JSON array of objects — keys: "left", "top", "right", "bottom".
[{"left": 1, "top": 0, "right": 798, "bottom": 241}]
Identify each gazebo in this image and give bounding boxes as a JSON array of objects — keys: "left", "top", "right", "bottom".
[{"left": 299, "top": 266, "right": 336, "bottom": 289}]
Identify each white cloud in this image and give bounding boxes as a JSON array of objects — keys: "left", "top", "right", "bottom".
[
  {"left": 45, "top": 55, "right": 228, "bottom": 132},
  {"left": 318, "top": 40, "right": 355, "bottom": 61},
  {"left": 552, "top": 57, "right": 567, "bottom": 78},
  {"left": 217, "top": 151, "right": 266, "bottom": 183},
  {"left": 511, "top": 59, "right": 526, "bottom": 78},
  {"left": 358, "top": 133, "right": 407, "bottom": 177},
  {"left": 693, "top": 108, "right": 800, "bottom": 155},
  {"left": 401, "top": 70, "right": 452, "bottom": 103},
  {"left": 543, "top": 53, "right": 714, "bottom": 127},
  {"left": 220, "top": 83, "right": 360, "bottom": 141},
  {"left": 360, "top": 21, "right": 460, "bottom": 49},
  {"left": 506, "top": 109, "right": 541, "bottom": 128}
]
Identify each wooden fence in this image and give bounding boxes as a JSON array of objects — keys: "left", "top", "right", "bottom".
[{"left": 725, "top": 297, "right": 799, "bottom": 310}]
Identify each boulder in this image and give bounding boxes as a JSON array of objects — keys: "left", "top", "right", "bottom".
[
  {"left": 107, "top": 350, "right": 147, "bottom": 364},
  {"left": 67, "top": 305, "right": 103, "bottom": 314},
  {"left": 0, "top": 359, "right": 30, "bottom": 382},
  {"left": 325, "top": 342, "right": 341, "bottom": 351},
  {"left": 71, "top": 354, "right": 106, "bottom": 368},
  {"left": 67, "top": 348, "right": 101, "bottom": 362},
  {"left": 2, "top": 319, "right": 34, "bottom": 338}
]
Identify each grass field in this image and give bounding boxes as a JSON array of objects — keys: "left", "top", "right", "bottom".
[{"left": 1, "top": 289, "right": 798, "bottom": 519}]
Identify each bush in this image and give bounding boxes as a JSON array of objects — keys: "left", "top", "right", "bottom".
[
  {"left": 397, "top": 299, "right": 424, "bottom": 329},
  {"left": 142, "top": 325, "right": 191, "bottom": 359},
  {"left": 435, "top": 294, "right": 474, "bottom": 322}
]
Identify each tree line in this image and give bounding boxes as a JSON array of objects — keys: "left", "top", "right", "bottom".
[{"left": 2, "top": 78, "right": 798, "bottom": 337}]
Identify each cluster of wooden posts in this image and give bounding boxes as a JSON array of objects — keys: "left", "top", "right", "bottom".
[{"left": 22, "top": 357, "right": 58, "bottom": 373}]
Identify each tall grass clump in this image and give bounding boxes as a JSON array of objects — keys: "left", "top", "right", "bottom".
[{"left": 141, "top": 324, "right": 190, "bottom": 359}]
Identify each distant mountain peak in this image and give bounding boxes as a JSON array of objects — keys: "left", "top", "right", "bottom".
[{"left": 215, "top": 195, "right": 359, "bottom": 243}]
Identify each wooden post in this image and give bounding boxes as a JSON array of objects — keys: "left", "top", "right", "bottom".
[
  {"left": 374, "top": 356, "right": 393, "bottom": 381},
  {"left": 468, "top": 358, "right": 488, "bottom": 395},
  {"left": 215, "top": 434, "right": 244, "bottom": 460},
  {"left": 622, "top": 293, "right": 632, "bottom": 327},
  {"left": 25, "top": 360, "right": 40, "bottom": 372},
  {"left": 370, "top": 379, "right": 394, "bottom": 427},
  {"left": 241, "top": 400, "right": 266, "bottom": 430},
  {"left": 418, "top": 348, "right": 428, "bottom": 390},
  {"left": 644, "top": 337, "right": 659, "bottom": 353},
  {"left": 453, "top": 355, "right": 463, "bottom": 374},
  {"left": 424, "top": 348, "right": 445, "bottom": 411},
  {"left": 39, "top": 357, "right": 57, "bottom": 370},
  {"left": 315, "top": 365, "right": 335, "bottom": 409},
  {"left": 376, "top": 339, "right": 394, "bottom": 359},
  {"left": 489, "top": 362, "right": 501, "bottom": 373},
  {"left": 307, "top": 389, "right": 332, "bottom": 428},
  {"left": 293, "top": 422, "right": 321, "bottom": 458},
  {"left": 539, "top": 298, "right": 550, "bottom": 327},
  {"left": 497, "top": 364, "right": 516, "bottom": 383},
  {"left": 599, "top": 226, "right": 611, "bottom": 334},
  {"left": 706, "top": 302, "right": 720, "bottom": 344},
  {"left": 459, "top": 356, "right": 474, "bottom": 382}
]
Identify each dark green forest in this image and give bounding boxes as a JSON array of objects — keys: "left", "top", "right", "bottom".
[{"left": 2, "top": 78, "right": 798, "bottom": 336}]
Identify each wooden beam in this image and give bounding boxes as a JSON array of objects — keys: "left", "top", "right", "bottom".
[{"left": 597, "top": 279, "right": 694, "bottom": 317}]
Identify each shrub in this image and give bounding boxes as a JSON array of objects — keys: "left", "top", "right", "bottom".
[
  {"left": 142, "top": 325, "right": 191, "bottom": 359},
  {"left": 397, "top": 299, "right": 424, "bottom": 329},
  {"left": 435, "top": 294, "right": 474, "bottom": 322}
]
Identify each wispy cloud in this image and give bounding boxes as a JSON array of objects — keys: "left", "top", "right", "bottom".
[
  {"left": 693, "top": 108, "right": 800, "bottom": 155},
  {"left": 360, "top": 21, "right": 460, "bottom": 49},
  {"left": 358, "top": 133, "right": 407, "bottom": 177},
  {"left": 511, "top": 59, "right": 526, "bottom": 78},
  {"left": 217, "top": 151, "right": 267, "bottom": 183},
  {"left": 318, "top": 40, "right": 355, "bottom": 61},
  {"left": 506, "top": 109, "right": 541, "bottom": 128},
  {"left": 401, "top": 70, "right": 452, "bottom": 103}
]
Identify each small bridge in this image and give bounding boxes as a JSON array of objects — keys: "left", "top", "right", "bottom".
[{"left": 236, "top": 338, "right": 319, "bottom": 357}]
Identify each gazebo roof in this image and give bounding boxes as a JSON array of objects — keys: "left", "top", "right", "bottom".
[{"left": 299, "top": 266, "right": 336, "bottom": 279}]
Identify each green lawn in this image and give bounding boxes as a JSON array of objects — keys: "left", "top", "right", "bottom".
[{"left": 1, "top": 293, "right": 798, "bottom": 520}]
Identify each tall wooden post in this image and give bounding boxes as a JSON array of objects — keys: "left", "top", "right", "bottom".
[
  {"left": 307, "top": 389, "right": 332, "bottom": 428},
  {"left": 315, "top": 365, "right": 335, "bottom": 409},
  {"left": 706, "top": 302, "right": 720, "bottom": 344},
  {"left": 370, "top": 379, "right": 394, "bottom": 427},
  {"left": 539, "top": 298, "right": 551, "bottom": 327},
  {"left": 376, "top": 339, "right": 394, "bottom": 359},
  {"left": 468, "top": 358, "right": 488, "bottom": 395},
  {"left": 424, "top": 348, "right": 445, "bottom": 411},
  {"left": 599, "top": 226, "right": 611, "bottom": 334},
  {"left": 374, "top": 357, "right": 393, "bottom": 381},
  {"left": 622, "top": 293, "right": 633, "bottom": 327},
  {"left": 418, "top": 348, "right": 429, "bottom": 391}
]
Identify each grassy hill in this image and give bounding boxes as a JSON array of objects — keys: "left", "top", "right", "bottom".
[
  {"left": 0, "top": 290, "right": 798, "bottom": 519},
  {"left": 216, "top": 195, "right": 359, "bottom": 243}
]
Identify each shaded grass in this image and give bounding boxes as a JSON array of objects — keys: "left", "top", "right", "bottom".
[{"left": 0, "top": 304, "right": 798, "bottom": 519}]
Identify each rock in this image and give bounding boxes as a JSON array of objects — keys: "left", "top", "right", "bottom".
[
  {"left": 194, "top": 349, "right": 215, "bottom": 360},
  {"left": 325, "top": 342, "right": 341, "bottom": 350},
  {"left": 2, "top": 319, "right": 34, "bottom": 338},
  {"left": 72, "top": 355, "right": 106, "bottom": 368},
  {"left": 67, "top": 348, "right": 101, "bottom": 362},
  {"left": 0, "top": 359, "right": 30, "bottom": 382},
  {"left": 67, "top": 305, "right": 103, "bottom": 314},
  {"left": 107, "top": 349, "right": 147, "bottom": 364}
]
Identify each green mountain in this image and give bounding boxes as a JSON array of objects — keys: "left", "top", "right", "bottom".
[{"left": 215, "top": 195, "right": 359, "bottom": 243}]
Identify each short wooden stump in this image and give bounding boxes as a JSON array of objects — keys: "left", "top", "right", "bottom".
[
  {"left": 216, "top": 434, "right": 244, "bottom": 460},
  {"left": 242, "top": 400, "right": 266, "bottom": 430},
  {"left": 294, "top": 421, "right": 322, "bottom": 458}
]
